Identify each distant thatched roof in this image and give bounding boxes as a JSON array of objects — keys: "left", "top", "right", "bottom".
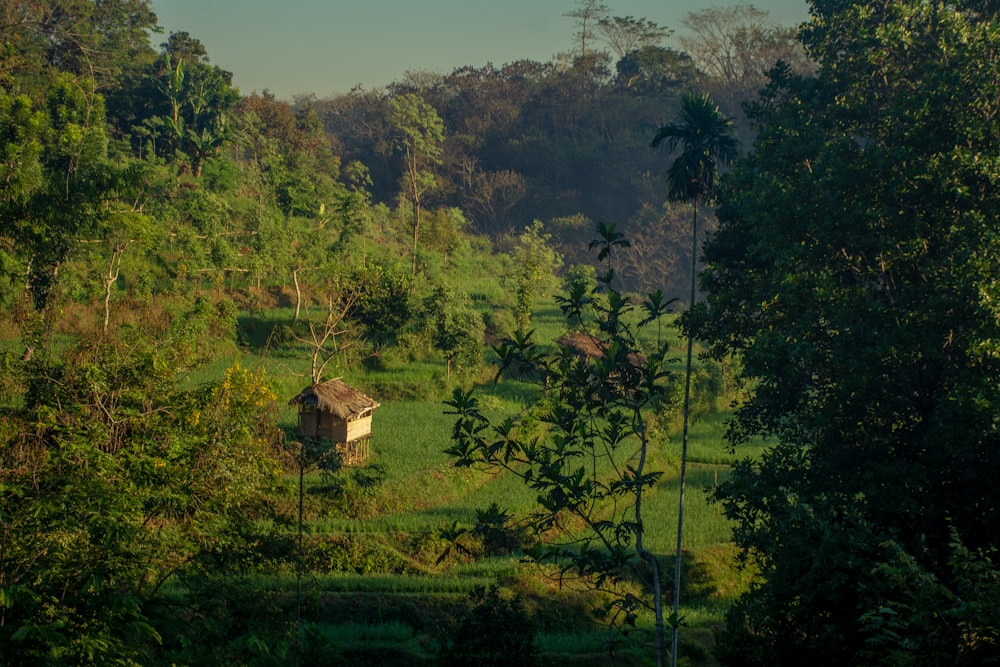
[
  {"left": 557, "top": 333, "right": 647, "bottom": 367},
  {"left": 558, "top": 333, "right": 605, "bottom": 358},
  {"left": 288, "top": 379, "right": 380, "bottom": 419}
]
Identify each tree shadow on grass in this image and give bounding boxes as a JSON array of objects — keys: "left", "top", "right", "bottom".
[{"left": 237, "top": 312, "right": 287, "bottom": 351}]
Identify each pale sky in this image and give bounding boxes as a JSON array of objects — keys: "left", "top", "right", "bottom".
[{"left": 149, "top": 1, "right": 811, "bottom": 100}]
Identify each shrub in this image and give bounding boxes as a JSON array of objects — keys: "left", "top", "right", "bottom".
[{"left": 437, "top": 585, "right": 537, "bottom": 667}]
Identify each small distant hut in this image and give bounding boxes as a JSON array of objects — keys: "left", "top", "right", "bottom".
[
  {"left": 557, "top": 333, "right": 647, "bottom": 368},
  {"left": 288, "top": 379, "right": 380, "bottom": 465}
]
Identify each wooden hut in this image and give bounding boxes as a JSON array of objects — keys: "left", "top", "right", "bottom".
[{"left": 288, "top": 379, "right": 380, "bottom": 465}]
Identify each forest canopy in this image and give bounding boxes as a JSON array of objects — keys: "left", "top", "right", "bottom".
[{"left": 699, "top": 1, "right": 1000, "bottom": 664}]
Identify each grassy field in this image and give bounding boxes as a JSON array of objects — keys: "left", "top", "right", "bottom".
[{"left": 224, "top": 294, "right": 761, "bottom": 666}]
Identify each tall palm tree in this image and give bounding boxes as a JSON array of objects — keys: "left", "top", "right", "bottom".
[{"left": 651, "top": 91, "right": 738, "bottom": 667}]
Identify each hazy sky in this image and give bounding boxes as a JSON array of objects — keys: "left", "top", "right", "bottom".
[{"left": 149, "top": 1, "right": 811, "bottom": 100}]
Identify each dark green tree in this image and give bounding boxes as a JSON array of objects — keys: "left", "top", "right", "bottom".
[
  {"left": 438, "top": 585, "right": 538, "bottom": 667},
  {"left": 615, "top": 46, "right": 698, "bottom": 95},
  {"left": 0, "top": 0, "right": 157, "bottom": 96},
  {"left": 347, "top": 262, "right": 412, "bottom": 347},
  {"left": 697, "top": 2, "right": 1000, "bottom": 664},
  {"left": 0, "top": 74, "right": 129, "bottom": 316},
  {"left": 651, "top": 90, "right": 737, "bottom": 667},
  {"left": 131, "top": 33, "right": 238, "bottom": 176},
  {"left": 0, "top": 314, "right": 280, "bottom": 665}
]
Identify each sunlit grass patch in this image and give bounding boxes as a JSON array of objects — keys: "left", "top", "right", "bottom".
[
  {"left": 641, "top": 464, "right": 734, "bottom": 553},
  {"left": 192, "top": 569, "right": 489, "bottom": 596},
  {"left": 684, "top": 410, "right": 768, "bottom": 464}
]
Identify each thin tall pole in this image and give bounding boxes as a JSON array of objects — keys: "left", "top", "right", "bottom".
[
  {"left": 296, "top": 450, "right": 305, "bottom": 667},
  {"left": 671, "top": 198, "right": 698, "bottom": 667}
]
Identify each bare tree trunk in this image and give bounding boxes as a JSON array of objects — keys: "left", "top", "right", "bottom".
[
  {"left": 411, "top": 197, "right": 421, "bottom": 277},
  {"left": 103, "top": 243, "right": 128, "bottom": 334},
  {"left": 293, "top": 266, "right": 302, "bottom": 323}
]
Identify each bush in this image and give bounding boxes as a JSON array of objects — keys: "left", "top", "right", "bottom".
[{"left": 437, "top": 585, "right": 538, "bottom": 667}]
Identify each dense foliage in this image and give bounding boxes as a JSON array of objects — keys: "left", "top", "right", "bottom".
[
  {"left": 699, "top": 1, "right": 1000, "bottom": 663},
  {"left": 0, "top": 328, "right": 280, "bottom": 664}
]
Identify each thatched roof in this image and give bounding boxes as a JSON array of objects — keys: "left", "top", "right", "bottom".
[
  {"left": 558, "top": 332, "right": 605, "bottom": 358},
  {"left": 557, "top": 333, "right": 647, "bottom": 367},
  {"left": 288, "top": 379, "right": 380, "bottom": 419}
]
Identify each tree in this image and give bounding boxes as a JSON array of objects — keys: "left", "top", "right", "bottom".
[
  {"left": 446, "top": 233, "right": 673, "bottom": 666},
  {"left": 1, "top": 74, "right": 118, "bottom": 315},
  {"left": 615, "top": 46, "right": 698, "bottom": 95},
  {"left": 596, "top": 16, "right": 672, "bottom": 59},
  {"left": 0, "top": 312, "right": 280, "bottom": 665},
  {"left": 438, "top": 585, "right": 538, "bottom": 667},
  {"left": 347, "top": 262, "right": 412, "bottom": 347},
  {"left": 615, "top": 203, "right": 693, "bottom": 299},
  {"left": 463, "top": 168, "right": 526, "bottom": 235},
  {"left": 426, "top": 285, "right": 484, "bottom": 379},
  {"left": 679, "top": 6, "right": 811, "bottom": 118},
  {"left": 506, "top": 220, "right": 563, "bottom": 333},
  {"left": 387, "top": 93, "right": 444, "bottom": 276},
  {"left": 91, "top": 197, "right": 154, "bottom": 334},
  {"left": 564, "top": 0, "right": 610, "bottom": 59},
  {"left": 335, "top": 160, "right": 375, "bottom": 253},
  {"left": 135, "top": 33, "right": 238, "bottom": 176},
  {"left": 651, "top": 91, "right": 738, "bottom": 667},
  {"left": 288, "top": 276, "right": 363, "bottom": 384},
  {"left": 697, "top": 2, "right": 1000, "bottom": 663},
  {"left": 588, "top": 220, "right": 630, "bottom": 285},
  {"left": 0, "top": 0, "right": 157, "bottom": 94}
]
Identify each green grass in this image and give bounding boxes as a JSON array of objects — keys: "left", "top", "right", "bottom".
[
  {"left": 683, "top": 410, "right": 768, "bottom": 465},
  {"left": 215, "top": 571, "right": 491, "bottom": 595},
  {"left": 372, "top": 400, "right": 458, "bottom": 477},
  {"left": 641, "top": 465, "right": 734, "bottom": 553}
]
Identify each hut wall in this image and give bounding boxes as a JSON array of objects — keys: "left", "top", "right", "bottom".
[
  {"left": 317, "top": 411, "right": 348, "bottom": 442},
  {"left": 298, "top": 409, "right": 374, "bottom": 444},
  {"left": 345, "top": 414, "right": 373, "bottom": 442},
  {"left": 312, "top": 413, "right": 372, "bottom": 443},
  {"left": 298, "top": 407, "right": 319, "bottom": 438}
]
